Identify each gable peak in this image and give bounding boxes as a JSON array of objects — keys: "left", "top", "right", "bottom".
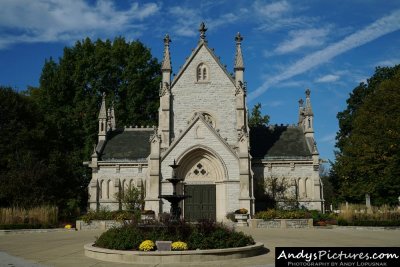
[{"left": 199, "top": 22, "right": 207, "bottom": 42}]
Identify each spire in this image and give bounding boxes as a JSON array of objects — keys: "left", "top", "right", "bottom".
[
  {"left": 161, "top": 34, "right": 171, "bottom": 71},
  {"left": 234, "top": 32, "right": 244, "bottom": 70},
  {"left": 302, "top": 89, "right": 314, "bottom": 136},
  {"left": 98, "top": 93, "right": 107, "bottom": 119},
  {"left": 304, "top": 88, "right": 313, "bottom": 116},
  {"left": 110, "top": 102, "right": 116, "bottom": 130},
  {"left": 234, "top": 32, "right": 244, "bottom": 86},
  {"left": 199, "top": 22, "right": 207, "bottom": 42},
  {"left": 98, "top": 93, "right": 107, "bottom": 141},
  {"left": 298, "top": 98, "right": 304, "bottom": 125}
]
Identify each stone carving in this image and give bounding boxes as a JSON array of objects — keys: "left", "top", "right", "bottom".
[
  {"left": 159, "top": 82, "right": 170, "bottom": 96},
  {"left": 235, "top": 81, "right": 247, "bottom": 96}
]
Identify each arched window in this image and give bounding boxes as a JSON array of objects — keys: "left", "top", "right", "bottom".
[
  {"left": 107, "top": 180, "right": 111, "bottom": 199},
  {"left": 99, "top": 180, "right": 103, "bottom": 199},
  {"left": 196, "top": 63, "right": 209, "bottom": 82}
]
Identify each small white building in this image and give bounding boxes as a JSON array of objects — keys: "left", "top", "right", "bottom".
[{"left": 85, "top": 23, "right": 324, "bottom": 222}]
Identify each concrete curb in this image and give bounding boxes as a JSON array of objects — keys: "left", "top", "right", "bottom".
[
  {"left": 0, "top": 228, "right": 76, "bottom": 235},
  {"left": 84, "top": 242, "right": 265, "bottom": 264}
]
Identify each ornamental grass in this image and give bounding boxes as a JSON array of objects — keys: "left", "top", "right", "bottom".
[
  {"left": 337, "top": 203, "right": 400, "bottom": 226},
  {"left": 0, "top": 206, "right": 58, "bottom": 226}
]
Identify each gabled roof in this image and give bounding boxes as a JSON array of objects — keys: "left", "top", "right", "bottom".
[
  {"left": 161, "top": 113, "right": 238, "bottom": 161},
  {"left": 100, "top": 129, "right": 153, "bottom": 162},
  {"left": 171, "top": 41, "right": 235, "bottom": 87},
  {"left": 250, "top": 125, "right": 312, "bottom": 160}
]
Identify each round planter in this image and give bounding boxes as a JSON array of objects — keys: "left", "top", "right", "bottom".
[{"left": 84, "top": 242, "right": 264, "bottom": 264}]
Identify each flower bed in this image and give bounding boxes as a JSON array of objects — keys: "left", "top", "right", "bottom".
[
  {"left": 94, "top": 221, "right": 255, "bottom": 250},
  {"left": 85, "top": 242, "right": 264, "bottom": 264}
]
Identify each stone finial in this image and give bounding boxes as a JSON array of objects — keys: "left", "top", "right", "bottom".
[
  {"left": 304, "top": 88, "right": 313, "bottom": 115},
  {"left": 162, "top": 34, "right": 172, "bottom": 71},
  {"left": 199, "top": 22, "right": 207, "bottom": 41},
  {"left": 98, "top": 92, "right": 107, "bottom": 119},
  {"left": 91, "top": 144, "right": 98, "bottom": 158},
  {"left": 234, "top": 32, "right": 244, "bottom": 70},
  {"left": 305, "top": 88, "right": 311, "bottom": 97},
  {"left": 298, "top": 98, "right": 304, "bottom": 107},
  {"left": 164, "top": 33, "right": 171, "bottom": 46},
  {"left": 235, "top": 32, "right": 243, "bottom": 44}
]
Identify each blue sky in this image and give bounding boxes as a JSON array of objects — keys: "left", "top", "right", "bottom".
[{"left": 1, "top": 0, "right": 400, "bottom": 163}]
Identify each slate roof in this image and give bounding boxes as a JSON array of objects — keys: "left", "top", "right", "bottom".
[
  {"left": 250, "top": 125, "right": 312, "bottom": 160},
  {"left": 100, "top": 129, "right": 153, "bottom": 162}
]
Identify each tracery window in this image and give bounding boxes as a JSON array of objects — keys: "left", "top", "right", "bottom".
[
  {"left": 193, "top": 163, "right": 207, "bottom": 176},
  {"left": 197, "top": 63, "right": 209, "bottom": 82}
]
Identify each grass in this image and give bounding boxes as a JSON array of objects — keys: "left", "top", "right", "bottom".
[{"left": 0, "top": 206, "right": 58, "bottom": 227}]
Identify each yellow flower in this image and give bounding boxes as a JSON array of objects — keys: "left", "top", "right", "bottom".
[
  {"left": 64, "top": 224, "right": 72, "bottom": 229},
  {"left": 171, "top": 241, "right": 188, "bottom": 251},
  {"left": 139, "top": 240, "right": 155, "bottom": 251}
]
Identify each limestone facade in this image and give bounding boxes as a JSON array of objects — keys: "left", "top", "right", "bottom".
[{"left": 85, "top": 23, "right": 324, "bottom": 221}]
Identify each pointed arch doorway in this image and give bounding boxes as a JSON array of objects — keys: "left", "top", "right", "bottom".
[{"left": 176, "top": 146, "right": 227, "bottom": 222}]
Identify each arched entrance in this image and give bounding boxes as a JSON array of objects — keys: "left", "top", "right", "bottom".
[{"left": 176, "top": 146, "right": 226, "bottom": 221}]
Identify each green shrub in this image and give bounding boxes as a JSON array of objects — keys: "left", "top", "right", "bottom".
[
  {"left": 80, "top": 209, "right": 134, "bottom": 223},
  {"left": 94, "top": 221, "right": 255, "bottom": 250},
  {"left": 255, "top": 209, "right": 311, "bottom": 220},
  {"left": 95, "top": 225, "right": 144, "bottom": 250}
]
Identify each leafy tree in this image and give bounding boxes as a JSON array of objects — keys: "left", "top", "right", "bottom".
[
  {"left": 1, "top": 37, "right": 161, "bottom": 213},
  {"left": 248, "top": 103, "right": 270, "bottom": 128},
  {"left": 332, "top": 65, "right": 400, "bottom": 205},
  {"left": 114, "top": 184, "right": 144, "bottom": 212},
  {"left": 0, "top": 87, "right": 50, "bottom": 207}
]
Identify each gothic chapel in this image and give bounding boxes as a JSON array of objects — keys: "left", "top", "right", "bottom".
[{"left": 86, "top": 23, "right": 324, "bottom": 221}]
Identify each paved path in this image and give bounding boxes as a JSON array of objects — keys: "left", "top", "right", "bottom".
[{"left": 0, "top": 227, "right": 399, "bottom": 267}]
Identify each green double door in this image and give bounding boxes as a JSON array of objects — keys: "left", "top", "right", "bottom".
[{"left": 184, "top": 185, "right": 216, "bottom": 221}]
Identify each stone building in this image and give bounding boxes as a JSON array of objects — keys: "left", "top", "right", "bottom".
[{"left": 85, "top": 23, "right": 324, "bottom": 221}]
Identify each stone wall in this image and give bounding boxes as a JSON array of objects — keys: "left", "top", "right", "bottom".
[
  {"left": 248, "top": 219, "right": 313, "bottom": 229},
  {"left": 252, "top": 161, "right": 323, "bottom": 211},
  {"left": 88, "top": 164, "right": 147, "bottom": 211},
  {"left": 171, "top": 46, "right": 237, "bottom": 144},
  {"left": 75, "top": 220, "right": 127, "bottom": 231}
]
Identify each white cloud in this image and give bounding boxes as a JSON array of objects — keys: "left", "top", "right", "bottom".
[
  {"left": 167, "top": 7, "right": 200, "bottom": 37},
  {"left": 320, "top": 133, "right": 336, "bottom": 144},
  {"left": 0, "top": 0, "right": 160, "bottom": 49},
  {"left": 374, "top": 58, "right": 400, "bottom": 67},
  {"left": 315, "top": 74, "right": 340, "bottom": 83},
  {"left": 253, "top": 0, "right": 316, "bottom": 32},
  {"left": 249, "top": 9, "right": 400, "bottom": 101},
  {"left": 267, "top": 100, "right": 284, "bottom": 107},
  {"left": 275, "top": 27, "right": 330, "bottom": 54},
  {"left": 167, "top": 6, "right": 240, "bottom": 38},
  {"left": 253, "top": 0, "right": 290, "bottom": 19}
]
